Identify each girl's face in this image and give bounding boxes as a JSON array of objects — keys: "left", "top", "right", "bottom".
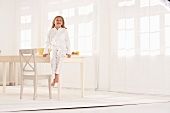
[{"left": 54, "top": 17, "right": 63, "bottom": 28}]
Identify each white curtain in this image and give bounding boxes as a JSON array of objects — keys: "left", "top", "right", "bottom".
[
  {"left": 96, "top": 0, "right": 111, "bottom": 90},
  {"left": 109, "top": 0, "right": 170, "bottom": 95}
]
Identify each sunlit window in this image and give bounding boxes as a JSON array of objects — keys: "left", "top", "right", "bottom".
[
  {"left": 20, "top": 6, "right": 32, "bottom": 49},
  {"left": 165, "top": 27, "right": 170, "bottom": 55},
  {"left": 48, "top": 11, "right": 59, "bottom": 20},
  {"left": 118, "top": 18, "right": 135, "bottom": 57},
  {"left": 20, "top": 7, "right": 30, "bottom": 10},
  {"left": 118, "top": 19, "right": 125, "bottom": 29},
  {"left": 140, "top": 33, "right": 150, "bottom": 55},
  {"left": 165, "top": 27, "right": 170, "bottom": 46},
  {"left": 115, "top": 0, "right": 164, "bottom": 57},
  {"left": 78, "top": 21, "right": 93, "bottom": 55},
  {"left": 150, "top": 15, "right": 160, "bottom": 56},
  {"left": 165, "top": 13, "right": 170, "bottom": 55},
  {"left": 140, "top": 17, "right": 149, "bottom": 33},
  {"left": 62, "top": 8, "right": 74, "bottom": 17},
  {"left": 126, "top": 30, "right": 135, "bottom": 48},
  {"left": 150, "top": 15, "right": 160, "bottom": 32},
  {"left": 86, "top": 4, "right": 93, "bottom": 14},
  {"left": 126, "top": 18, "right": 135, "bottom": 57},
  {"left": 118, "top": 30, "right": 126, "bottom": 56},
  {"left": 118, "top": 19, "right": 126, "bottom": 56},
  {"left": 21, "top": 15, "right": 31, "bottom": 24},
  {"left": 48, "top": 1, "right": 59, "bottom": 5},
  {"left": 78, "top": 3, "right": 93, "bottom": 15},
  {"left": 118, "top": 0, "right": 126, "bottom": 7},
  {"left": 118, "top": 0, "right": 135, "bottom": 7},
  {"left": 150, "top": 0, "right": 160, "bottom": 6},
  {"left": 47, "top": 1, "right": 95, "bottom": 56},
  {"left": 67, "top": 25, "right": 74, "bottom": 52},
  {"left": 126, "top": 18, "right": 134, "bottom": 29},
  {"left": 21, "top": 29, "right": 31, "bottom": 48},
  {"left": 126, "top": 0, "right": 135, "bottom": 6},
  {"left": 165, "top": 13, "right": 170, "bottom": 26},
  {"left": 140, "top": 17, "right": 149, "bottom": 56},
  {"left": 140, "top": 15, "right": 160, "bottom": 56},
  {"left": 140, "top": 0, "right": 149, "bottom": 7},
  {"left": 140, "top": 0, "right": 160, "bottom": 7}
]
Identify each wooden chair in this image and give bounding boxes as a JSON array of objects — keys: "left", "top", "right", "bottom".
[{"left": 19, "top": 49, "right": 51, "bottom": 100}]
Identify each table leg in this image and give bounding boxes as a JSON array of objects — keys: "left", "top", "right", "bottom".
[
  {"left": 14, "top": 62, "right": 18, "bottom": 85},
  {"left": 80, "top": 63, "right": 84, "bottom": 98},
  {"left": 2, "top": 62, "right": 6, "bottom": 94},
  {"left": 9, "top": 62, "right": 14, "bottom": 86}
]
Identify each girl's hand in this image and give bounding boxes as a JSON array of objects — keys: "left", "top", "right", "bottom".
[
  {"left": 66, "top": 54, "right": 71, "bottom": 58},
  {"left": 43, "top": 54, "right": 48, "bottom": 57}
]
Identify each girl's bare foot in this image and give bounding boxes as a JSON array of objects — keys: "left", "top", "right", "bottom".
[
  {"left": 51, "top": 79, "right": 55, "bottom": 86},
  {"left": 51, "top": 74, "right": 59, "bottom": 86}
]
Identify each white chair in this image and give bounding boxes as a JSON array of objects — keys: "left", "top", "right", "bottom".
[{"left": 19, "top": 49, "right": 52, "bottom": 100}]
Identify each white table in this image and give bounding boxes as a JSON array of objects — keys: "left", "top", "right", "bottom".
[{"left": 0, "top": 55, "right": 85, "bottom": 99}]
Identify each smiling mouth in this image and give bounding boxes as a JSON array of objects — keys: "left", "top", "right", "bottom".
[{"left": 57, "top": 23, "right": 61, "bottom": 24}]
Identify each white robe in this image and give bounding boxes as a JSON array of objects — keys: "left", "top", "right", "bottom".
[{"left": 43, "top": 27, "right": 71, "bottom": 79}]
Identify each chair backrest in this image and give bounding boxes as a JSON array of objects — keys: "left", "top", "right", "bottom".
[{"left": 19, "top": 49, "right": 37, "bottom": 76}]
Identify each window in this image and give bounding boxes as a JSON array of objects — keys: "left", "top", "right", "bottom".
[
  {"left": 114, "top": 0, "right": 162, "bottom": 57},
  {"left": 62, "top": 8, "right": 74, "bottom": 17},
  {"left": 48, "top": 11, "right": 59, "bottom": 20},
  {"left": 20, "top": 6, "right": 32, "bottom": 49},
  {"left": 67, "top": 25, "right": 75, "bottom": 52},
  {"left": 118, "top": 0, "right": 135, "bottom": 7},
  {"left": 150, "top": 0, "right": 160, "bottom": 6},
  {"left": 140, "top": 16, "right": 160, "bottom": 56},
  {"left": 150, "top": 15, "right": 160, "bottom": 56},
  {"left": 46, "top": 0, "right": 96, "bottom": 56},
  {"left": 165, "top": 13, "right": 170, "bottom": 55},
  {"left": 78, "top": 21, "right": 93, "bottom": 55},
  {"left": 118, "top": 19, "right": 126, "bottom": 57},
  {"left": 140, "top": 0, "right": 149, "bottom": 7},
  {"left": 21, "top": 29, "right": 31, "bottom": 48},
  {"left": 21, "top": 15, "right": 31, "bottom": 24},
  {"left": 78, "top": 3, "right": 93, "bottom": 15},
  {"left": 118, "top": 18, "right": 135, "bottom": 57},
  {"left": 140, "top": 17, "right": 150, "bottom": 55},
  {"left": 140, "top": 0, "right": 159, "bottom": 7}
]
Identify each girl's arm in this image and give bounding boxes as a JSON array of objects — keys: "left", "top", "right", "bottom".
[
  {"left": 43, "top": 31, "right": 51, "bottom": 56},
  {"left": 65, "top": 29, "right": 71, "bottom": 55}
]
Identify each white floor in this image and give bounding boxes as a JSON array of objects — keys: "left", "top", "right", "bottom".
[
  {"left": 24, "top": 102, "right": 170, "bottom": 113},
  {"left": 1, "top": 86, "right": 170, "bottom": 113}
]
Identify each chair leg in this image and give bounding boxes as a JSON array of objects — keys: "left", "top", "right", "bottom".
[
  {"left": 33, "top": 79, "right": 37, "bottom": 100},
  {"left": 58, "top": 75, "right": 61, "bottom": 100},
  {"left": 48, "top": 77, "right": 52, "bottom": 99},
  {"left": 20, "top": 78, "right": 24, "bottom": 99}
]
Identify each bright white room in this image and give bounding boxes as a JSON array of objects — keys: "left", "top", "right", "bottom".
[{"left": 0, "top": 0, "right": 170, "bottom": 113}]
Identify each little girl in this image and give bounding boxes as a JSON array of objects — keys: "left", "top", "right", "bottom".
[{"left": 43, "top": 16, "right": 71, "bottom": 86}]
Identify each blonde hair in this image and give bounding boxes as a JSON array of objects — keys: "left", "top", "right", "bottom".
[{"left": 51, "top": 16, "right": 67, "bottom": 29}]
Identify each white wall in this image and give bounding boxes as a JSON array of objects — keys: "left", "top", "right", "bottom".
[
  {"left": 97, "top": 0, "right": 111, "bottom": 90},
  {"left": 0, "top": 0, "right": 16, "bottom": 55},
  {"left": 0, "top": 0, "right": 16, "bottom": 84}
]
